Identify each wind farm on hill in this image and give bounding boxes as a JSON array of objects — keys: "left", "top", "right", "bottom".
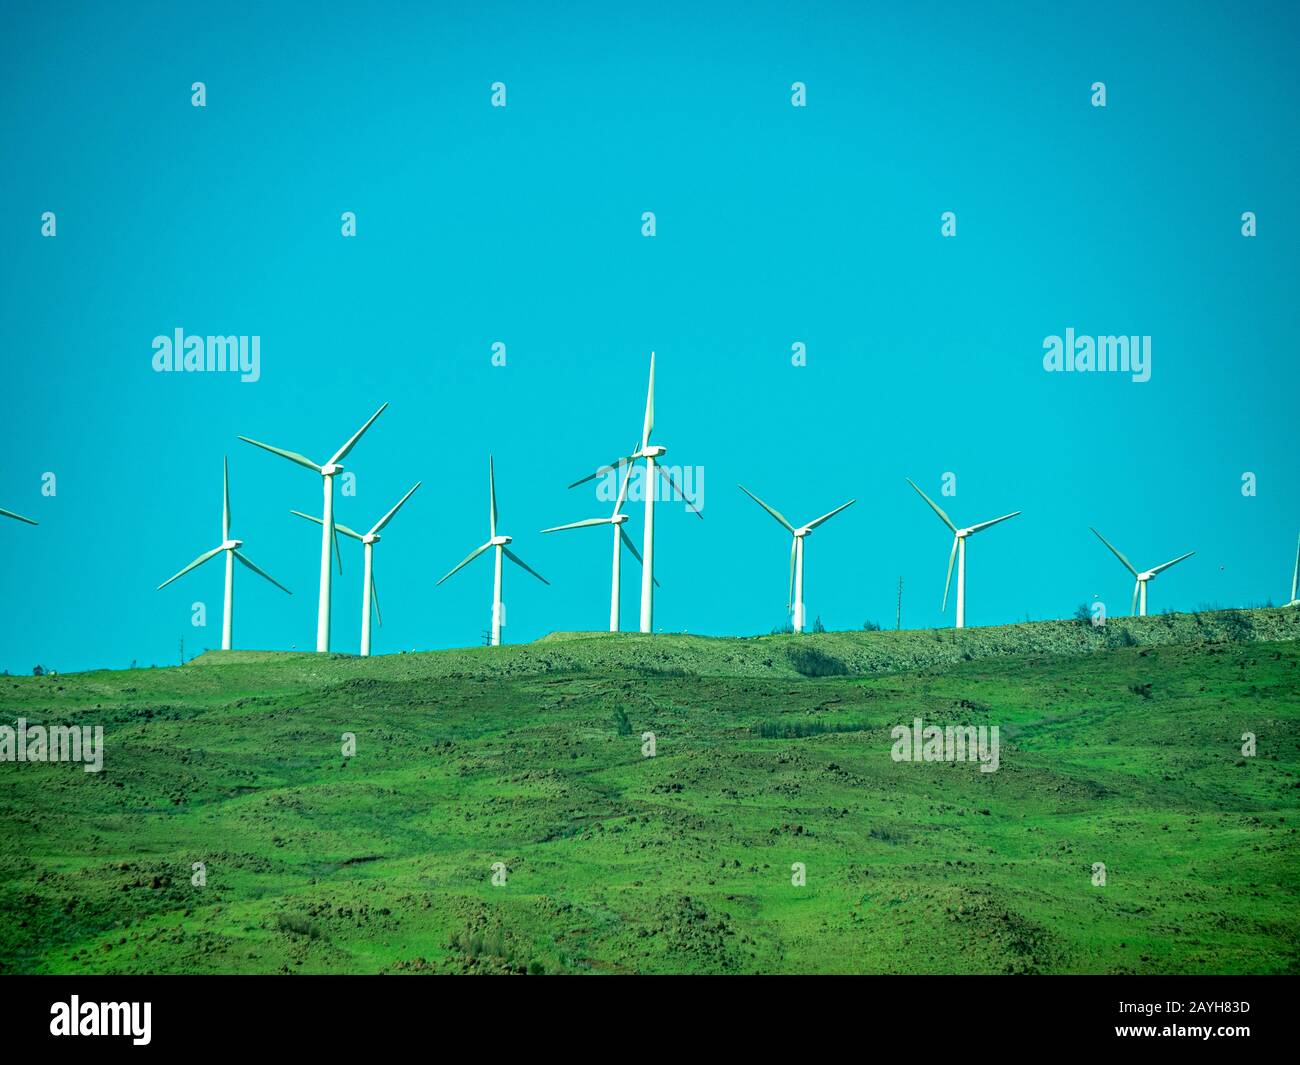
[{"left": 3, "top": 348, "right": 1296, "bottom": 979}]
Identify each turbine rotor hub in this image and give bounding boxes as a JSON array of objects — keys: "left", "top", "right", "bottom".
[
  {"left": 321, "top": 463, "right": 344, "bottom": 476},
  {"left": 490, "top": 535, "right": 511, "bottom": 546},
  {"left": 220, "top": 539, "right": 242, "bottom": 550}
]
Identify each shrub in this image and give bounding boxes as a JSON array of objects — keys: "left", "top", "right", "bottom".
[
  {"left": 753, "top": 719, "right": 871, "bottom": 739},
  {"left": 1105, "top": 626, "right": 1138, "bottom": 648},
  {"left": 862, "top": 620, "right": 881, "bottom": 632},
  {"left": 276, "top": 914, "right": 321, "bottom": 939},
  {"left": 788, "top": 645, "right": 848, "bottom": 677},
  {"left": 612, "top": 706, "right": 633, "bottom": 736}
]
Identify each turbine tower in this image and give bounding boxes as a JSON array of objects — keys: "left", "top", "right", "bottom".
[
  {"left": 737, "top": 485, "right": 855, "bottom": 633},
  {"left": 542, "top": 445, "right": 655, "bottom": 632},
  {"left": 907, "top": 478, "right": 1020, "bottom": 628},
  {"left": 568, "top": 353, "right": 701, "bottom": 633},
  {"left": 156, "top": 457, "right": 290, "bottom": 650},
  {"left": 1090, "top": 527, "right": 1194, "bottom": 616},
  {"left": 438, "top": 456, "right": 548, "bottom": 646},
  {"left": 293, "top": 481, "right": 421, "bottom": 656},
  {"left": 239, "top": 403, "right": 387, "bottom": 652}
]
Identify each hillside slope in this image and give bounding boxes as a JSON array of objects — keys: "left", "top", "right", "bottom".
[{"left": 1, "top": 613, "right": 1298, "bottom": 974}]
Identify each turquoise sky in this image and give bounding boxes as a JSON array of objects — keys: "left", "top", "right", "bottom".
[{"left": 2, "top": 1, "right": 1297, "bottom": 672}]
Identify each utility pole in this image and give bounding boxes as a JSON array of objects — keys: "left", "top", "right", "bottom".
[{"left": 896, "top": 577, "right": 903, "bottom": 630}]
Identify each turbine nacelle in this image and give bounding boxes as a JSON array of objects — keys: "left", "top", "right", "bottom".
[
  {"left": 1137, "top": 571, "right": 1156, "bottom": 583},
  {"left": 612, "top": 513, "right": 630, "bottom": 526},
  {"left": 320, "top": 463, "right": 344, "bottom": 476},
  {"left": 362, "top": 533, "right": 381, "bottom": 545},
  {"left": 220, "top": 538, "right": 243, "bottom": 551},
  {"left": 640, "top": 445, "right": 667, "bottom": 459},
  {"left": 490, "top": 534, "right": 512, "bottom": 546}
]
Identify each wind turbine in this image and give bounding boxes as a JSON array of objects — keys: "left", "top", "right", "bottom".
[
  {"left": 239, "top": 403, "right": 387, "bottom": 652},
  {"left": 438, "top": 456, "right": 548, "bottom": 646},
  {"left": 156, "top": 457, "right": 290, "bottom": 650},
  {"left": 292, "top": 482, "right": 421, "bottom": 656},
  {"left": 737, "top": 486, "right": 855, "bottom": 633},
  {"left": 907, "top": 479, "right": 1020, "bottom": 628},
  {"left": 568, "top": 352, "right": 701, "bottom": 633},
  {"left": 1090, "top": 528, "right": 1194, "bottom": 617},
  {"left": 1289, "top": 532, "right": 1300, "bottom": 608},
  {"left": 542, "top": 445, "right": 655, "bottom": 632},
  {"left": 0, "top": 504, "right": 37, "bottom": 525}
]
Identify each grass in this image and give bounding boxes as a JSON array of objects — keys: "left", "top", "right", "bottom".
[{"left": 1, "top": 607, "right": 1297, "bottom": 974}]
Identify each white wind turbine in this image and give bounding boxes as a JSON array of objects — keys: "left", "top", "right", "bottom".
[
  {"left": 738, "top": 486, "right": 855, "bottom": 633},
  {"left": 156, "top": 457, "right": 290, "bottom": 650},
  {"left": 542, "top": 444, "right": 655, "bottom": 632},
  {"left": 292, "top": 481, "right": 421, "bottom": 656},
  {"left": 438, "top": 456, "right": 548, "bottom": 646},
  {"left": 907, "top": 479, "right": 1020, "bottom": 629},
  {"left": 1090, "top": 527, "right": 1194, "bottom": 617},
  {"left": 568, "top": 352, "right": 701, "bottom": 633},
  {"left": 239, "top": 403, "right": 387, "bottom": 652}
]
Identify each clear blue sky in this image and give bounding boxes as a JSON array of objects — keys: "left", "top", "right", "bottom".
[{"left": 2, "top": 1, "right": 1297, "bottom": 672}]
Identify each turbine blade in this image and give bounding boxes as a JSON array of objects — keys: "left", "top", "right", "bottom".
[
  {"left": 223, "top": 456, "right": 231, "bottom": 541},
  {"left": 967, "top": 510, "right": 1021, "bottom": 535},
  {"left": 157, "top": 545, "right": 224, "bottom": 590},
  {"left": 0, "top": 506, "right": 37, "bottom": 525},
  {"left": 806, "top": 499, "right": 856, "bottom": 530},
  {"left": 329, "top": 402, "right": 388, "bottom": 465},
  {"left": 738, "top": 485, "right": 795, "bottom": 532},
  {"left": 437, "top": 542, "right": 492, "bottom": 585},
  {"left": 238, "top": 436, "right": 322, "bottom": 473},
  {"left": 1293, "top": 532, "right": 1299, "bottom": 602},
  {"left": 1149, "top": 550, "right": 1194, "bottom": 576},
  {"left": 568, "top": 454, "right": 638, "bottom": 490},
  {"left": 541, "top": 517, "right": 611, "bottom": 533},
  {"left": 1132, "top": 579, "right": 1140, "bottom": 615},
  {"left": 942, "top": 536, "right": 958, "bottom": 612},
  {"left": 489, "top": 457, "right": 498, "bottom": 538},
  {"left": 1090, "top": 528, "right": 1139, "bottom": 577},
  {"left": 333, "top": 524, "right": 343, "bottom": 574},
  {"left": 612, "top": 441, "right": 640, "bottom": 516},
  {"left": 641, "top": 351, "right": 655, "bottom": 449},
  {"left": 370, "top": 481, "right": 421, "bottom": 536},
  {"left": 619, "top": 525, "right": 658, "bottom": 585},
  {"left": 503, "top": 546, "right": 549, "bottom": 585},
  {"left": 234, "top": 550, "right": 292, "bottom": 594},
  {"left": 906, "top": 478, "right": 957, "bottom": 533},
  {"left": 290, "top": 510, "right": 364, "bottom": 540},
  {"left": 659, "top": 465, "right": 703, "bottom": 517},
  {"left": 371, "top": 571, "right": 382, "bottom": 627}
]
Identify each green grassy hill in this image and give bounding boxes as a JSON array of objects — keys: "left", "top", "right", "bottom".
[{"left": 2, "top": 609, "right": 1298, "bottom": 974}]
